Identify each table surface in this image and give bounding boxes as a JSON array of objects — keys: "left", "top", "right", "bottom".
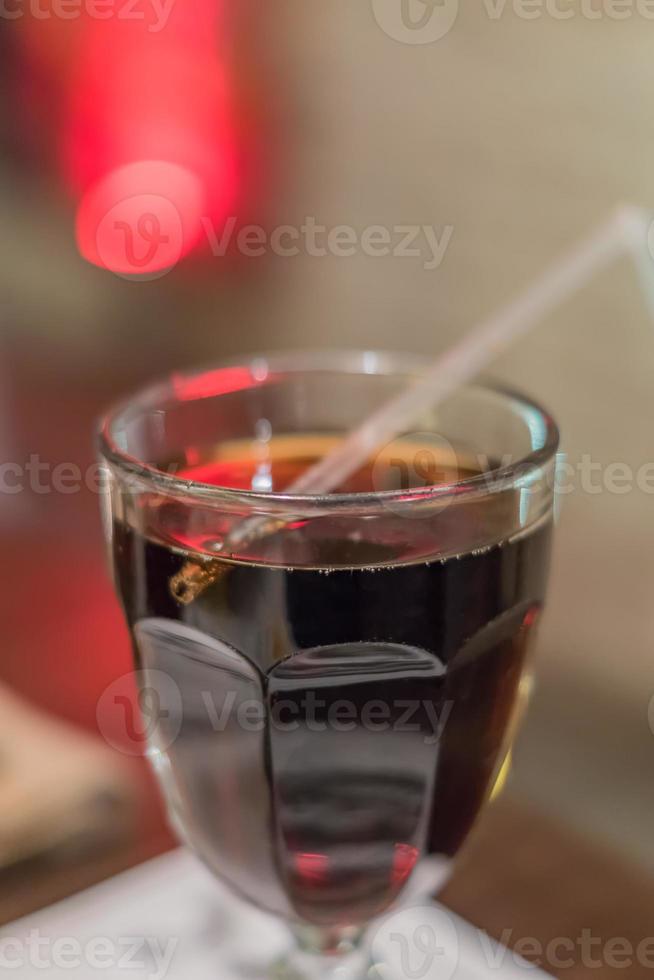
[{"left": 2, "top": 797, "right": 652, "bottom": 980}]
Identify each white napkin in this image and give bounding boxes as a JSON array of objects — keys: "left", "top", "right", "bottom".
[{"left": 1, "top": 848, "right": 552, "bottom": 979}]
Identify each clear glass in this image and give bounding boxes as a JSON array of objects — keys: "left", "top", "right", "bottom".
[{"left": 99, "top": 350, "right": 559, "bottom": 978}]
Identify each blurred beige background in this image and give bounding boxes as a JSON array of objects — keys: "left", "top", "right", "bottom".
[{"left": 1, "top": 2, "right": 653, "bottom": 867}]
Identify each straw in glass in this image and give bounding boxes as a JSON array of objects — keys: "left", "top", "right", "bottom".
[{"left": 171, "top": 205, "right": 654, "bottom": 604}]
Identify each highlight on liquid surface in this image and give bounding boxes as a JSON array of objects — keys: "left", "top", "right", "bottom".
[{"left": 112, "top": 434, "right": 552, "bottom": 927}]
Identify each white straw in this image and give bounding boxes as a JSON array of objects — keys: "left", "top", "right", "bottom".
[
  {"left": 284, "top": 205, "right": 654, "bottom": 496},
  {"left": 618, "top": 205, "right": 654, "bottom": 320},
  {"left": 176, "top": 205, "right": 653, "bottom": 588}
]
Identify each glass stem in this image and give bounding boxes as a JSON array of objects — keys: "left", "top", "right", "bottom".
[{"left": 276, "top": 924, "right": 368, "bottom": 979}]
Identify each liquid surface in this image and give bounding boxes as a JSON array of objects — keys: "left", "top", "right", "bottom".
[{"left": 112, "top": 440, "right": 551, "bottom": 927}]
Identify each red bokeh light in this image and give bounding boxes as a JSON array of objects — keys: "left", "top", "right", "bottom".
[
  {"left": 64, "top": 0, "right": 237, "bottom": 274},
  {"left": 76, "top": 160, "right": 205, "bottom": 276},
  {"left": 392, "top": 843, "right": 420, "bottom": 885},
  {"left": 294, "top": 852, "right": 330, "bottom": 884},
  {"left": 172, "top": 366, "right": 268, "bottom": 402}
]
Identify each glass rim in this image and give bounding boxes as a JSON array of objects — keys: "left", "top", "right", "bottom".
[{"left": 98, "top": 348, "right": 560, "bottom": 512}]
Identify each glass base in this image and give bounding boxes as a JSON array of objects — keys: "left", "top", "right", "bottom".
[
  {"left": 272, "top": 924, "right": 369, "bottom": 979},
  {"left": 272, "top": 949, "right": 369, "bottom": 980}
]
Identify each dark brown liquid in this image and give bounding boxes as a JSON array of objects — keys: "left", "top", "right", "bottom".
[{"left": 112, "top": 440, "right": 551, "bottom": 927}]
